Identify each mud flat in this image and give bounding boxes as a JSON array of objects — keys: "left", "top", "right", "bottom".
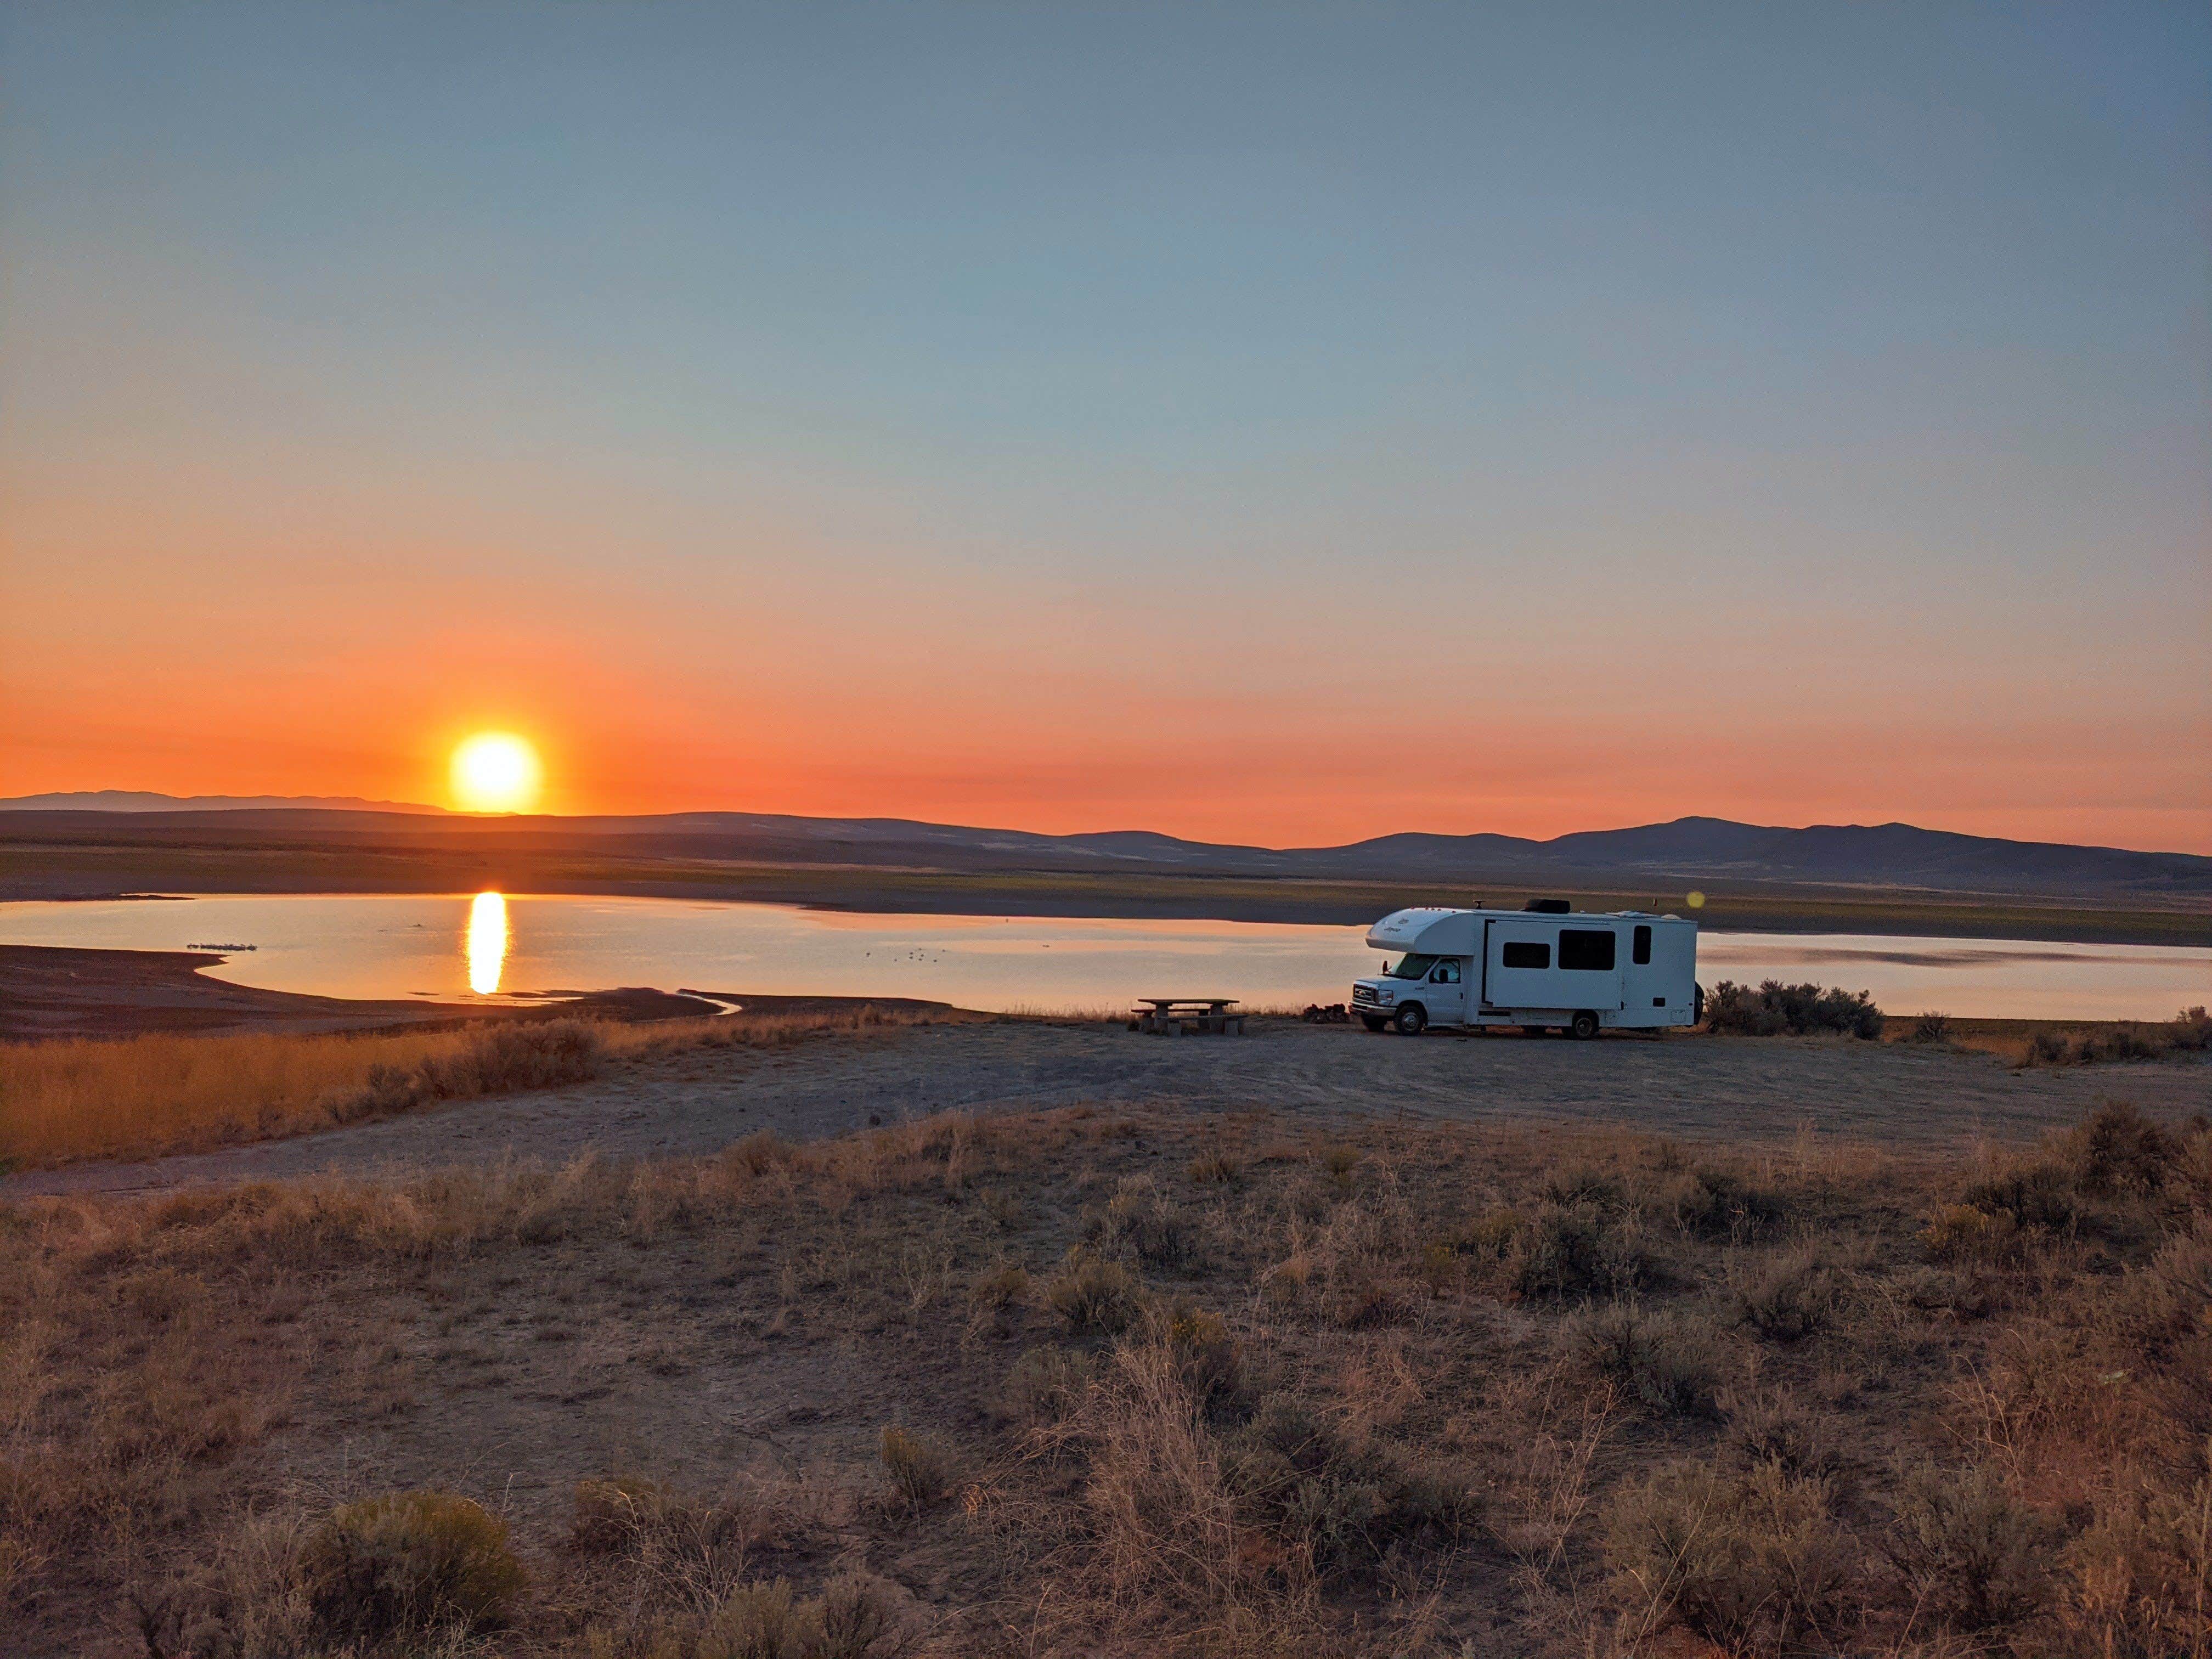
[{"left": 0, "top": 944, "right": 842, "bottom": 1039}]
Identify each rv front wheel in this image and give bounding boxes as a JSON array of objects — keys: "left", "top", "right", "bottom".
[
  {"left": 1394, "top": 1004, "right": 1427, "bottom": 1036},
  {"left": 1569, "top": 1011, "right": 1599, "bottom": 1040}
]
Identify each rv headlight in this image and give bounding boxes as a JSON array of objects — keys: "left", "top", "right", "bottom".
[{"left": 1376, "top": 989, "right": 1393, "bottom": 1003}]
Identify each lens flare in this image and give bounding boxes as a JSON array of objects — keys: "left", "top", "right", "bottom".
[
  {"left": 466, "top": 890, "right": 508, "bottom": 995},
  {"left": 450, "top": 732, "right": 543, "bottom": 813}
]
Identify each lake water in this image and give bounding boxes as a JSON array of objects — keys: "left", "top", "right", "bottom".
[{"left": 2, "top": 893, "right": 2205, "bottom": 1021}]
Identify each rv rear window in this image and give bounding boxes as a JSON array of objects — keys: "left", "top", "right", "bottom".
[
  {"left": 1500, "top": 941, "right": 1550, "bottom": 969},
  {"left": 1559, "top": 929, "right": 1617, "bottom": 972},
  {"left": 1633, "top": 925, "right": 1651, "bottom": 965}
]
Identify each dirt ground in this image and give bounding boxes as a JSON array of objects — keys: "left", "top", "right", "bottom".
[
  {"left": 13, "top": 1095, "right": 2212, "bottom": 1658},
  {"left": 12, "top": 1018, "right": 2208, "bottom": 1200}
]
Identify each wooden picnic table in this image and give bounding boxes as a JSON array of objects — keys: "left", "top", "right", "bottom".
[{"left": 1133, "top": 997, "right": 1244, "bottom": 1035}]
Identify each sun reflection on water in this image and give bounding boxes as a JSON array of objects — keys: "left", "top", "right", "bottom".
[{"left": 466, "top": 891, "right": 508, "bottom": 995}]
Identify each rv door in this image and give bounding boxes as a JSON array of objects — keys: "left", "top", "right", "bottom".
[{"left": 1483, "top": 917, "right": 1562, "bottom": 1008}]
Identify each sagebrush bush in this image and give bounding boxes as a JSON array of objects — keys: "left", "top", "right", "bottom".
[
  {"left": 1220, "top": 1393, "right": 1476, "bottom": 1575},
  {"left": 1446, "top": 1206, "right": 1524, "bottom": 1260},
  {"left": 2063, "top": 1101, "right": 2181, "bottom": 1197},
  {"left": 1959, "top": 1158, "right": 2079, "bottom": 1235},
  {"left": 2059, "top": 1477, "right": 2212, "bottom": 1657},
  {"left": 1704, "top": 979, "right": 1883, "bottom": 1039},
  {"left": 1540, "top": 1165, "right": 1624, "bottom": 1207},
  {"left": 1510, "top": 1201, "right": 1654, "bottom": 1299},
  {"left": 1186, "top": 1149, "right": 1239, "bottom": 1185},
  {"left": 568, "top": 1472, "right": 785, "bottom": 1609},
  {"left": 297, "top": 1489, "right": 524, "bottom": 1644},
  {"left": 1607, "top": 1459, "right": 1854, "bottom": 1652},
  {"left": 1911, "top": 1011, "right": 1953, "bottom": 1043},
  {"left": 2169, "top": 1122, "right": 2212, "bottom": 1215},
  {"left": 1086, "top": 1175, "right": 1194, "bottom": 1268},
  {"left": 2025, "top": 1028, "right": 2074, "bottom": 1065},
  {"left": 1883, "top": 1464, "right": 2060, "bottom": 1631},
  {"left": 1046, "top": 1252, "right": 1144, "bottom": 1334},
  {"left": 635, "top": 1575, "right": 909, "bottom": 1659},
  {"left": 1918, "top": 1211, "right": 1997, "bottom": 1271},
  {"left": 878, "top": 1427, "right": 952, "bottom": 1510},
  {"left": 968, "top": 1262, "right": 1030, "bottom": 1311},
  {"left": 1733, "top": 1245, "right": 1842, "bottom": 1343},
  {"left": 1655, "top": 1165, "right": 1784, "bottom": 1241},
  {"left": 1892, "top": 1263, "right": 1993, "bottom": 1322},
  {"left": 997, "top": 1345, "right": 1094, "bottom": 1427},
  {"left": 571, "top": 1473, "right": 673, "bottom": 1553},
  {"left": 1718, "top": 1385, "right": 1846, "bottom": 1480},
  {"left": 1142, "top": 1298, "right": 1245, "bottom": 1412},
  {"left": 1317, "top": 1144, "right": 1362, "bottom": 1184},
  {"left": 1565, "top": 1304, "right": 1719, "bottom": 1417}
]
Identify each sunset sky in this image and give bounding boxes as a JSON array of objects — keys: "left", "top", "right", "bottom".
[{"left": 3, "top": 4, "right": 2207, "bottom": 852}]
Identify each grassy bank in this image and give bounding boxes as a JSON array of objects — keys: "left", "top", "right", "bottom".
[
  {"left": 2, "top": 1099, "right": 2207, "bottom": 1655},
  {"left": 0, "top": 1007, "right": 966, "bottom": 1170}
]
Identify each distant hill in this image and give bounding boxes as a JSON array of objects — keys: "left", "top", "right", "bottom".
[
  {"left": 0, "top": 791, "right": 447, "bottom": 814},
  {"left": 2, "top": 799, "right": 2205, "bottom": 901}
]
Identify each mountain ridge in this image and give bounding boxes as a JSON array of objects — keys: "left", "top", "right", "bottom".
[{"left": 3, "top": 797, "right": 2205, "bottom": 900}]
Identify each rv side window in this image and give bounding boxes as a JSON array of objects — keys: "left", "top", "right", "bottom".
[
  {"left": 1633, "top": 925, "right": 1651, "bottom": 966},
  {"left": 1559, "top": 929, "right": 1617, "bottom": 972},
  {"left": 1500, "top": 941, "right": 1549, "bottom": 969}
]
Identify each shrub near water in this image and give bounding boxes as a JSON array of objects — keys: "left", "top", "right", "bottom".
[{"left": 1703, "top": 979, "right": 1884, "bottom": 1038}]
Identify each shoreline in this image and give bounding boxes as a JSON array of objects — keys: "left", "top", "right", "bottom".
[{"left": 0, "top": 944, "right": 951, "bottom": 1041}]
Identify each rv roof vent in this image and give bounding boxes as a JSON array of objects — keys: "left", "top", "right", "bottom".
[{"left": 1523, "top": 898, "right": 1571, "bottom": 914}]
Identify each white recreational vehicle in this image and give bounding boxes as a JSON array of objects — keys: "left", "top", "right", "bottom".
[{"left": 1350, "top": 902, "right": 1700, "bottom": 1039}]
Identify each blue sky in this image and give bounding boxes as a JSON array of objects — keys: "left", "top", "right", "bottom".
[{"left": 3, "top": 3, "right": 2207, "bottom": 847}]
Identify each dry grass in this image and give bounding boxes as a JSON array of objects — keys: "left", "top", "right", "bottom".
[
  {"left": 1874, "top": 1009, "right": 2212, "bottom": 1068},
  {"left": 0, "top": 1025, "right": 478, "bottom": 1168},
  {"left": 0, "top": 1005, "right": 963, "bottom": 1171},
  {"left": 2022, "top": 1005, "right": 2212, "bottom": 1068},
  {"left": 3, "top": 1099, "right": 2209, "bottom": 1656}
]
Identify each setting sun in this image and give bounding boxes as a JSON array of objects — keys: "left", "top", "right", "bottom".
[{"left": 449, "top": 733, "right": 543, "bottom": 814}]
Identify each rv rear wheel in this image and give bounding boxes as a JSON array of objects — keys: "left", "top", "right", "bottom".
[
  {"left": 1394, "top": 1004, "right": 1427, "bottom": 1035},
  {"left": 1361, "top": 1015, "right": 1390, "bottom": 1033},
  {"left": 1569, "top": 1010, "right": 1600, "bottom": 1040}
]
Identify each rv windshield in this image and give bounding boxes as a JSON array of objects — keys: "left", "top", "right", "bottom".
[{"left": 1385, "top": 953, "right": 1438, "bottom": 980}]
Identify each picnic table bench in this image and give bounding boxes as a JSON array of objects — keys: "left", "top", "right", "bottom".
[{"left": 1133, "top": 997, "right": 1244, "bottom": 1036}]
